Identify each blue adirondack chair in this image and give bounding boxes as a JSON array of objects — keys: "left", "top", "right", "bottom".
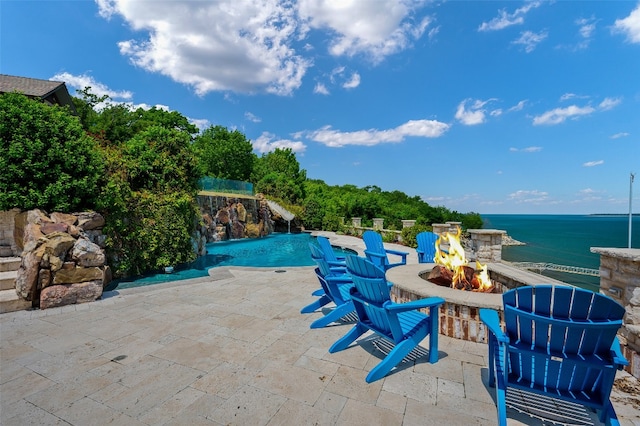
[
  {"left": 303, "top": 244, "right": 357, "bottom": 328},
  {"left": 316, "top": 235, "right": 347, "bottom": 269},
  {"left": 362, "top": 230, "right": 408, "bottom": 271},
  {"left": 329, "top": 255, "right": 445, "bottom": 383},
  {"left": 479, "top": 285, "right": 628, "bottom": 426},
  {"left": 416, "top": 231, "right": 438, "bottom": 263}
]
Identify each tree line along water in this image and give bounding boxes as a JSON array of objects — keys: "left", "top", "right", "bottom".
[{"left": 482, "top": 214, "right": 640, "bottom": 291}]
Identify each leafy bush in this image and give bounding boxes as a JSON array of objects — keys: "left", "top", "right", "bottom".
[
  {"left": 0, "top": 92, "right": 103, "bottom": 211},
  {"left": 102, "top": 190, "right": 198, "bottom": 276},
  {"left": 401, "top": 224, "right": 433, "bottom": 248},
  {"left": 97, "top": 125, "right": 201, "bottom": 276}
]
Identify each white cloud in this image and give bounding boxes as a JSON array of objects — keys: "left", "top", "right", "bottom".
[
  {"left": 306, "top": 119, "right": 450, "bottom": 147},
  {"left": 613, "top": 3, "right": 640, "bottom": 43},
  {"left": 95, "top": 1, "right": 433, "bottom": 96},
  {"left": 314, "top": 82, "right": 330, "bottom": 95},
  {"left": 533, "top": 104, "right": 595, "bottom": 125},
  {"left": 583, "top": 160, "right": 604, "bottom": 167},
  {"left": 508, "top": 189, "right": 549, "bottom": 203},
  {"left": 533, "top": 96, "right": 620, "bottom": 125},
  {"left": 244, "top": 112, "right": 261, "bottom": 123},
  {"left": 611, "top": 132, "right": 630, "bottom": 139},
  {"left": 52, "top": 72, "right": 132, "bottom": 100},
  {"left": 298, "top": 0, "right": 433, "bottom": 63},
  {"left": 577, "top": 17, "right": 596, "bottom": 39},
  {"left": 455, "top": 98, "right": 495, "bottom": 125},
  {"left": 253, "top": 132, "right": 307, "bottom": 154},
  {"left": 98, "top": 0, "right": 310, "bottom": 96},
  {"left": 511, "top": 146, "right": 542, "bottom": 153},
  {"left": 508, "top": 100, "right": 527, "bottom": 112},
  {"left": 478, "top": 1, "right": 542, "bottom": 32},
  {"left": 599, "top": 97, "right": 622, "bottom": 110},
  {"left": 512, "top": 30, "right": 548, "bottom": 53},
  {"left": 190, "top": 118, "right": 210, "bottom": 131},
  {"left": 343, "top": 72, "right": 361, "bottom": 89}
]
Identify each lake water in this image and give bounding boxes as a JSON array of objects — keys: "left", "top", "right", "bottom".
[{"left": 482, "top": 214, "right": 639, "bottom": 290}]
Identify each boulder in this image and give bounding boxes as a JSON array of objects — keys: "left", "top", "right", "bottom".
[
  {"left": 71, "top": 238, "right": 106, "bottom": 267},
  {"left": 41, "top": 222, "right": 69, "bottom": 235},
  {"left": 50, "top": 212, "right": 77, "bottom": 225},
  {"left": 53, "top": 266, "right": 103, "bottom": 285},
  {"left": 22, "top": 223, "right": 44, "bottom": 253},
  {"left": 41, "top": 232, "right": 76, "bottom": 271},
  {"left": 40, "top": 280, "right": 102, "bottom": 309},
  {"left": 76, "top": 212, "right": 105, "bottom": 230},
  {"left": 15, "top": 243, "right": 45, "bottom": 300}
]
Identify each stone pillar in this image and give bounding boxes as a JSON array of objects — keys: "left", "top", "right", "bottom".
[
  {"left": 432, "top": 223, "right": 449, "bottom": 236},
  {"left": 591, "top": 247, "right": 640, "bottom": 379},
  {"left": 373, "top": 218, "right": 384, "bottom": 230},
  {"left": 351, "top": 217, "right": 361, "bottom": 228},
  {"left": 467, "top": 229, "right": 505, "bottom": 263},
  {"left": 401, "top": 220, "right": 416, "bottom": 229},
  {"left": 446, "top": 221, "right": 462, "bottom": 234},
  {"left": 0, "top": 209, "right": 20, "bottom": 257}
]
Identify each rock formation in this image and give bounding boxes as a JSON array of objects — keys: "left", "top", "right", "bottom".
[{"left": 14, "top": 209, "right": 109, "bottom": 309}]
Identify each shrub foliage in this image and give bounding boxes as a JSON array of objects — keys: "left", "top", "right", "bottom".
[{"left": 0, "top": 92, "right": 103, "bottom": 211}]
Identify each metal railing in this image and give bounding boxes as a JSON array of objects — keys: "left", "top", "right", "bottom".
[
  {"left": 198, "top": 177, "right": 254, "bottom": 196},
  {"left": 510, "top": 262, "right": 600, "bottom": 277}
]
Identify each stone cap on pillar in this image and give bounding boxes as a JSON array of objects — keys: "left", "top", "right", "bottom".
[{"left": 590, "top": 247, "right": 640, "bottom": 261}]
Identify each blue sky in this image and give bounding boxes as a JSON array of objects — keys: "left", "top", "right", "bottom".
[{"left": 2, "top": 0, "right": 639, "bottom": 215}]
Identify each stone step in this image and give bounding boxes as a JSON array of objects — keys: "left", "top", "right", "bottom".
[
  {"left": 0, "top": 246, "right": 14, "bottom": 257},
  {"left": 0, "top": 256, "right": 21, "bottom": 272},
  {"left": 0, "top": 289, "right": 31, "bottom": 314},
  {"left": 0, "top": 270, "right": 17, "bottom": 291}
]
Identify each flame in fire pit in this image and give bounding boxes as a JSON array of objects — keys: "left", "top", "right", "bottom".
[{"left": 434, "top": 227, "right": 493, "bottom": 292}]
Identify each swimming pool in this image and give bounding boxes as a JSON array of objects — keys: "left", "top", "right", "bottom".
[{"left": 112, "top": 233, "right": 356, "bottom": 290}]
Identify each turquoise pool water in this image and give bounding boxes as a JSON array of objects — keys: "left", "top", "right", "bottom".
[{"left": 112, "top": 233, "right": 355, "bottom": 290}]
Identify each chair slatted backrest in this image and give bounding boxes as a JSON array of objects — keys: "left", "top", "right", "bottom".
[
  {"left": 346, "top": 255, "right": 404, "bottom": 342},
  {"left": 316, "top": 236, "right": 344, "bottom": 264},
  {"left": 416, "top": 231, "right": 438, "bottom": 263},
  {"left": 309, "top": 243, "right": 349, "bottom": 305},
  {"left": 503, "top": 285, "right": 625, "bottom": 393},
  {"left": 362, "top": 231, "right": 389, "bottom": 269}
]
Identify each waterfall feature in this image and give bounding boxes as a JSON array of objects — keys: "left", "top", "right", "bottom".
[
  {"left": 265, "top": 200, "right": 295, "bottom": 234},
  {"left": 196, "top": 193, "right": 267, "bottom": 242}
]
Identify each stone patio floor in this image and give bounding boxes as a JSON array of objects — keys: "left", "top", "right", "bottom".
[{"left": 1, "top": 233, "right": 639, "bottom": 425}]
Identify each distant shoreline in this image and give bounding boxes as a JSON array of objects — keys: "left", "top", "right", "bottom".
[{"left": 502, "top": 234, "right": 525, "bottom": 246}]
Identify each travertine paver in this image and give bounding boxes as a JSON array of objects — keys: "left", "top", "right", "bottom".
[{"left": 1, "top": 234, "right": 639, "bottom": 425}]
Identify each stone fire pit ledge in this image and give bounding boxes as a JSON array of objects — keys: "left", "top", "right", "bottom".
[{"left": 387, "top": 263, "right": 503, "bottom": 310}]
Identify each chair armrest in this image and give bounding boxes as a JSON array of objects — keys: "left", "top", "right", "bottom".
[
  {"left": 326, "top": 275, "right": 352, "bottom": 285},
  {"left": 385, "top": 249, "right": 408, "bottom": 259},
  {"left": 384, "top": 297, "right": 445, "bottom": 313},
  {"left": 479, "top": 308, "right": 509, "bottom": 343},
  {"left": 327, "top": 260, "right": 346, "bottom": 267},
  {"left": 610, "top": 337, "right": 629, "bottom": 368},
  {"left": 364, "top": 250, "right": 386, "bottom": 260}
]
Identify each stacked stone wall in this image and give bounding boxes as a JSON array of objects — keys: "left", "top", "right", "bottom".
[
  {"left": 14, "top": 209, "right": 109, "bottom": 309},
  {"left": 591, "top": 247, "right": 640, "bottom": 379},
  {"left": 0, "top": 208, "right": 20, "bottom": 256}
]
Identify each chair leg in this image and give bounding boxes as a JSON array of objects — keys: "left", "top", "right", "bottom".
[
  {"left": 311, "top": 288, "right": 325, "bottom": 297},
  {"left": 310, "top": 302, "right": 354, "bottom": 329},
  {"left": 301, "top": 295, "right": 331, "bottom": 314},
  {"left": 602, "top": 400, "right": 620, "bottom": 426},
  {"left": 366, "top": 338, "right": 418, "bottom": 383},
  {"left": 329, "top": 323, "right": 367, "bottom": 353}
]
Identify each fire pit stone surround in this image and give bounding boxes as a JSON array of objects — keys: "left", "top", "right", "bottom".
[{"left": 387, "top": 263, "right": 566, "bottom": 343}]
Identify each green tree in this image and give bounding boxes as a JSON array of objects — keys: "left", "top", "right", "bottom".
[
  {"left": 193, "top": 125, "right": 256, "bottom": 180},
  {"left": 97, "top": 126, "right": 201, "bottom": 276},
  {"left": 0, "top": 92, "right": 103, "bottom": 211},
  {"left": 253, "top": 148, "right": 306, "bottom": 204}
]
